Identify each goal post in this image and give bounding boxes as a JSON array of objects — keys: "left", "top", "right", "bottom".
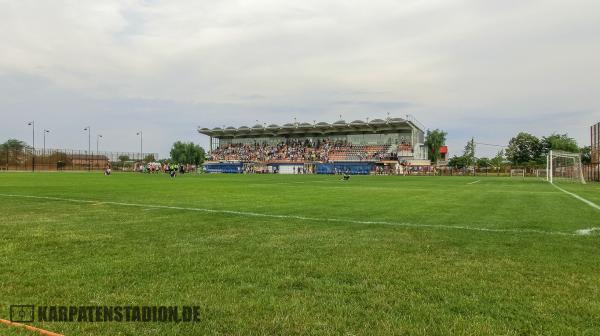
[
  {"left": 510, "top": 168, "right": 525, "bottom": 178},
  {"left": 547, "top": 150, "right": 586, "bottom": 184}
]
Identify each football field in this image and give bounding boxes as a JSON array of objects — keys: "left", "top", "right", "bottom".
[{"left": 1, "top": 173, "right": 599, "bottom": 335}]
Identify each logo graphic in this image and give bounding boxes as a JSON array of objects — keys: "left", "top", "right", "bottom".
[
  {"left": 10, "top": 305, "right": 35, "bottom": 322},
  {"left": 8, "top": 304, "right": 200, "bottom": 323}
]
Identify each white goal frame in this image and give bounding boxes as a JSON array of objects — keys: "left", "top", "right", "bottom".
[
  {"left": 510, "top": 169, "right": 525, "bottom": 178},
  {"left": 546, "top": 150, "right": 586, "bottom": 184}
]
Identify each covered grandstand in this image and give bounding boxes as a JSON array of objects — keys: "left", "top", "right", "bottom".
[{"left": 198, "top": 115, "right": 430, "bottom": 174}]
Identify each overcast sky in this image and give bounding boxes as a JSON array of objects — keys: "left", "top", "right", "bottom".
[{"left": 1, "top": 0, "right": 598, "bottom": 158}]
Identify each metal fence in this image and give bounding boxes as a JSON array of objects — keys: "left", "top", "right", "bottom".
[
  {"left": 436, "top": 165, "right": 599, "bottom": 182},
  {"left": 584, "top": 163, "right": 600, "bottom": 182},
  {"left": 0, "top": 148, "right": 159, "bottom": 171},
  {"left": 436, "top": 166, "right": 523, "bottom": 177}
]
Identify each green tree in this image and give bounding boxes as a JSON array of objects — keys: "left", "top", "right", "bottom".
[
  {"left": 477, "top": 157, "right": 491, "bottom": 168},
  {"left": 0, "top": 143, "right": 5, "bottom": 167},
  {"left": 144, "top": 154, "right": 156, "bottom": 162},
  {"left": 541, "top": 133, "right": 579, "bottom": 154},
  {"left": 490, "top": 150, "right": 505, "bottom": 169},
  {"left": 506, "top": 132, "right": 542, "bottom": 165},
  {"left": 117, "top": 155, "right": 130, "bottom": 171},
  {"left": 448, "top": 155, "right": 468, "bottom": 169},
  {"left": 170, "top": 141, "right": 206, "bottom": 165},
  {"left": 0, "top": 139, "right": 28, "bottom": 165},
  {"left": 1, "top": 139, "right": 27, "bottom": 152},
  {"left": 580, "top": 146, "right": 591, "bottom": 164},
  {"left": 425, "top": 129, "right": 447, "bottom": 164},
  {"left": 463, "top": 138, "right": 475, "bottom": 167}
]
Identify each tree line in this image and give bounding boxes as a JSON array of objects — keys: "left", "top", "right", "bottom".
[
  {"left": 424, "top": 131, "right": 592, "bottom": 170},
  {"left": 0, "top": 139, "right": 206, "bottom": 166}
]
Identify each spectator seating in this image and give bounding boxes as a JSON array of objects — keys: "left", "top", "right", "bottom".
[{"left": 209, "top": 140, "right": 409, "bottom": 163}]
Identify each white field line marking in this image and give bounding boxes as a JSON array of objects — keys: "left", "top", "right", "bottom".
[
  {"left": 0, "top": 193, "right": 590, "bottom": 237},
  {"left": 270, "top": 181, "right": 306, "bottom": 185},
  {"left": 468, "top": 180, "right": 481, "bottom": 185},
  {"left": 272, "top": 180, "right": 339, "bottom": 185},
  {"left": 551, "top": 183, "right": 600, "bottom": 211},
  {"left": 576, "top": 228, "right": 600, "bottom": 236},
  {"left": 550, "top": 184, "right": 600, "bottom": 236}
]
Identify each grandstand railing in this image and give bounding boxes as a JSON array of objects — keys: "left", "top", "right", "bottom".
[{"left": 405, "top": 114, "right": 426, "bottom": 132}]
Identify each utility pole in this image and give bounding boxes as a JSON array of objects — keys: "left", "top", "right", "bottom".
[
  {"left": 96, "top": 134, "right": 103, "bottom": 154},
  {"left": 43, "top": 129, "right": 50, "bottom": 168},
  {"left": 43, "top": 129, "right": 50, "bottom": 155},
  {"left": 84, "top": 126, "right": 91, "bottom": 171},
  {"left": 27, "top": 121, "right": 35, "bottom": 172},
  {"left": 137, "top": 131, "right": 143, "bottom": 162}
]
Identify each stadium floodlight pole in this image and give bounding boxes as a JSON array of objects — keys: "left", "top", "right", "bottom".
[
  {"left": 43, "top": 129, "right": 50, "bottom": 160},
  {"left": 27, "top": 121, "right": 35, "bottom": 172},
  {"left": 84, "top": 126, "right": 91, "bottom": 171},
  {"left": 96, "top": 134, "right": 102, "bottom": 154},
  {"left": 136, "top": 131, "right": 143, "bottom": 161}
]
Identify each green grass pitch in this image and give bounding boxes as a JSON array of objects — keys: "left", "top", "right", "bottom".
[{"left": 0, "top": 173, "right": 599, "bottom": 335}]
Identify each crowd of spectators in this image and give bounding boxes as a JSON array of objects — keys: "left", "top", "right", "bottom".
[{"left": 209, "top": 139, "right": 402, "bottom": 163}]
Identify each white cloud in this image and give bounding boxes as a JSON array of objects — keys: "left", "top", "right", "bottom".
[{"left": 0, "top": 0, "right": 598, "bottom": 157}]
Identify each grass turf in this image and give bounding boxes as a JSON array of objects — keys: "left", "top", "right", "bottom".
[{"left": 0, "top": 172, "right": 599, "bottom": 335}]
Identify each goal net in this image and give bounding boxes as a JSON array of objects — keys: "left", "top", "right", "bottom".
[
  {"left": 535, "top": 169, "right": 547, "bottom": 179},
  {"left": 547, "top": 150, "right": 586, "bottom": 184},
  {"left": 510, "top": 169, "right": 525, "bottom": 178}
]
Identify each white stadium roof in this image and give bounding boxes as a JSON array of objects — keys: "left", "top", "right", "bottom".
[{"left": 198, "top": 116, "right": 425, "bottom": 138}]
